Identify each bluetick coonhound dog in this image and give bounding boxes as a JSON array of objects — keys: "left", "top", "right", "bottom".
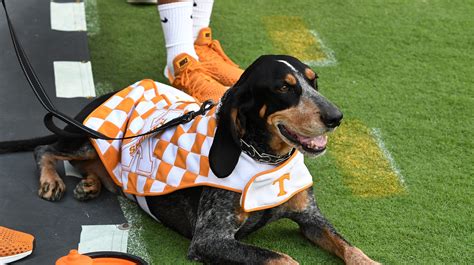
[{"left": 0, "top": 55, "right": 379, "bottom": 264}]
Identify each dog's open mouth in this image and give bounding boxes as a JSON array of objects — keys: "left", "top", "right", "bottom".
[{"left": 278, "top": 124, "right": 327, "bottom": 154}]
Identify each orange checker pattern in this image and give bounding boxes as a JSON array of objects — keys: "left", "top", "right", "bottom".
[{"left": 84, "top": 80, "right": 219, "bottom": 195}]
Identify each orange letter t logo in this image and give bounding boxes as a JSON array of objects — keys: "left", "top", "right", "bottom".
[{"left": 273, "top": 173, "right": 291, "bottom": 197}]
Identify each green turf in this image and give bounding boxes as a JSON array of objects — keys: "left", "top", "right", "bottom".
[{"left": 86, "top": 0, "right": 473, "bottom": 264}]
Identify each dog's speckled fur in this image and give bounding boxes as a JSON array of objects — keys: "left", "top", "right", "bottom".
[{"left": 2, "top": 55, "right": 379, "bottom": 264}]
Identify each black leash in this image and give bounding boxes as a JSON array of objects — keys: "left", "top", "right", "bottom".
[{"left": 1, "top": 0, "right": 214, "bottom": 140}]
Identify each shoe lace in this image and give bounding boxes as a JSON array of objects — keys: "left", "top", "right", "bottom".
[
  {"left": 209, "top": 40, "right": 238, "bottom": 67},
  {"left": 177, "top": 63, "right": 216, "bottom": 93}
]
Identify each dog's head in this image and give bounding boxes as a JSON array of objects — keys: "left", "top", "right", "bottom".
[{"left": 209, "top": 55, "right": 343, "bottom": 178}]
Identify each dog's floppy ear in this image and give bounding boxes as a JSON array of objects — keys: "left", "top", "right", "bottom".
[
  {"left": 209, "top": 57, "right": 267, "bottom": 178},
  {"left": 209, "top": 98, "right": 242, "bottom": 178},
  {"left": 209, "top": 89, "right": 250, "bottom": 178},
  {"left": 209, "top": 63, "right": 258, "bottom": 178}
]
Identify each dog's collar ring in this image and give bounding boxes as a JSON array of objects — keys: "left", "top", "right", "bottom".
[{"left": 240, "top": 139, "right": 295, "bottom": 165}]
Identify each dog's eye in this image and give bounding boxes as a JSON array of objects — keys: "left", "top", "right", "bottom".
[{"left": 276, "top": 85, "right": 290, "bottom": 93}]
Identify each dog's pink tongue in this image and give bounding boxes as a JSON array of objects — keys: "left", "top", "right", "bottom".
[{"left": 298, "top": 135, "right": 328, "bottom": 148}]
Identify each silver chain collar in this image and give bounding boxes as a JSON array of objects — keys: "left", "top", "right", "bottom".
[{"left": 240, "top": 139, "right": 295, "bottom": 165}]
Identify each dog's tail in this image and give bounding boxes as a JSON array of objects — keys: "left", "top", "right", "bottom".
[{"left": 0, "top": 135, "right": 58, "bottom": 154}]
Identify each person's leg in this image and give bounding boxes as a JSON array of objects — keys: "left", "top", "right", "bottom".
[
  {"left": 192, "top": 0, "right": 214, "bottom": 40},
  {"left": 191, "top": 0, "right": 244, "bottom": 86},
  {"left": 158, "top": 0, "right": 198, "bottom": 77},
  {"left": 157, "top": 0, "right": 227, "bottom": 102}
]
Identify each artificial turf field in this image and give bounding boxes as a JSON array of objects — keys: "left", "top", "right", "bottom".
[{"left": 85, "top": 0, "right": 473, "bottom": 264}]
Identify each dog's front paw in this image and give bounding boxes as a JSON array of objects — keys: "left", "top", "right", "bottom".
[
  {"left": 344, "top": 247, "right": 381, "bottom": 265},
  {"left": 265, "top": 253, "right": 299, "bottom": 265},
  {"left": 38, "top": 178, "right": 66, "bottom": 201},
  {"left": 73, "top": 176, "right": 101, "bottom": 201}
]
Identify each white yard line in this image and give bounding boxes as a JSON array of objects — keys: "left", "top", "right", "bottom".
[
  {"left": 94, "top": 81, "right": 115, "bottom": 96},
  {"left": 50, "top": 2, "right": 87, "bottom": 31},
  {"left": 78, "top": 224, "right": 129, "bottom": 253},
  {"left": 84, "top": 0, "right": 100, "bottom": 36},
  {"left": 306, "top": 30, "right": 337, "bottom": 67},
  {"left": 54, "top": 61, "right": 96, "bottom": 98},
  {"left": 118, "top": 197, "right": 152, "bottom": 263},
  {"left": 371, "top": 128, "right": 407, "bottom": 187}
]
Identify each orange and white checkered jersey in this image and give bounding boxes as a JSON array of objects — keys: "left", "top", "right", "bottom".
[{"left": 84, "top": 80, "right": 313, "bottom": 212}]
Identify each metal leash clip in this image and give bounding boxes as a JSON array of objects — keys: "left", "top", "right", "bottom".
[{"left": 183, "top": 100, "right": 216, "bottom": 123}]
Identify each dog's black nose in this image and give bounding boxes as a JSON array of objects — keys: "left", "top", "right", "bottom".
[{"left": 321, "top": 110, "right": 343, "bottom": 128}]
